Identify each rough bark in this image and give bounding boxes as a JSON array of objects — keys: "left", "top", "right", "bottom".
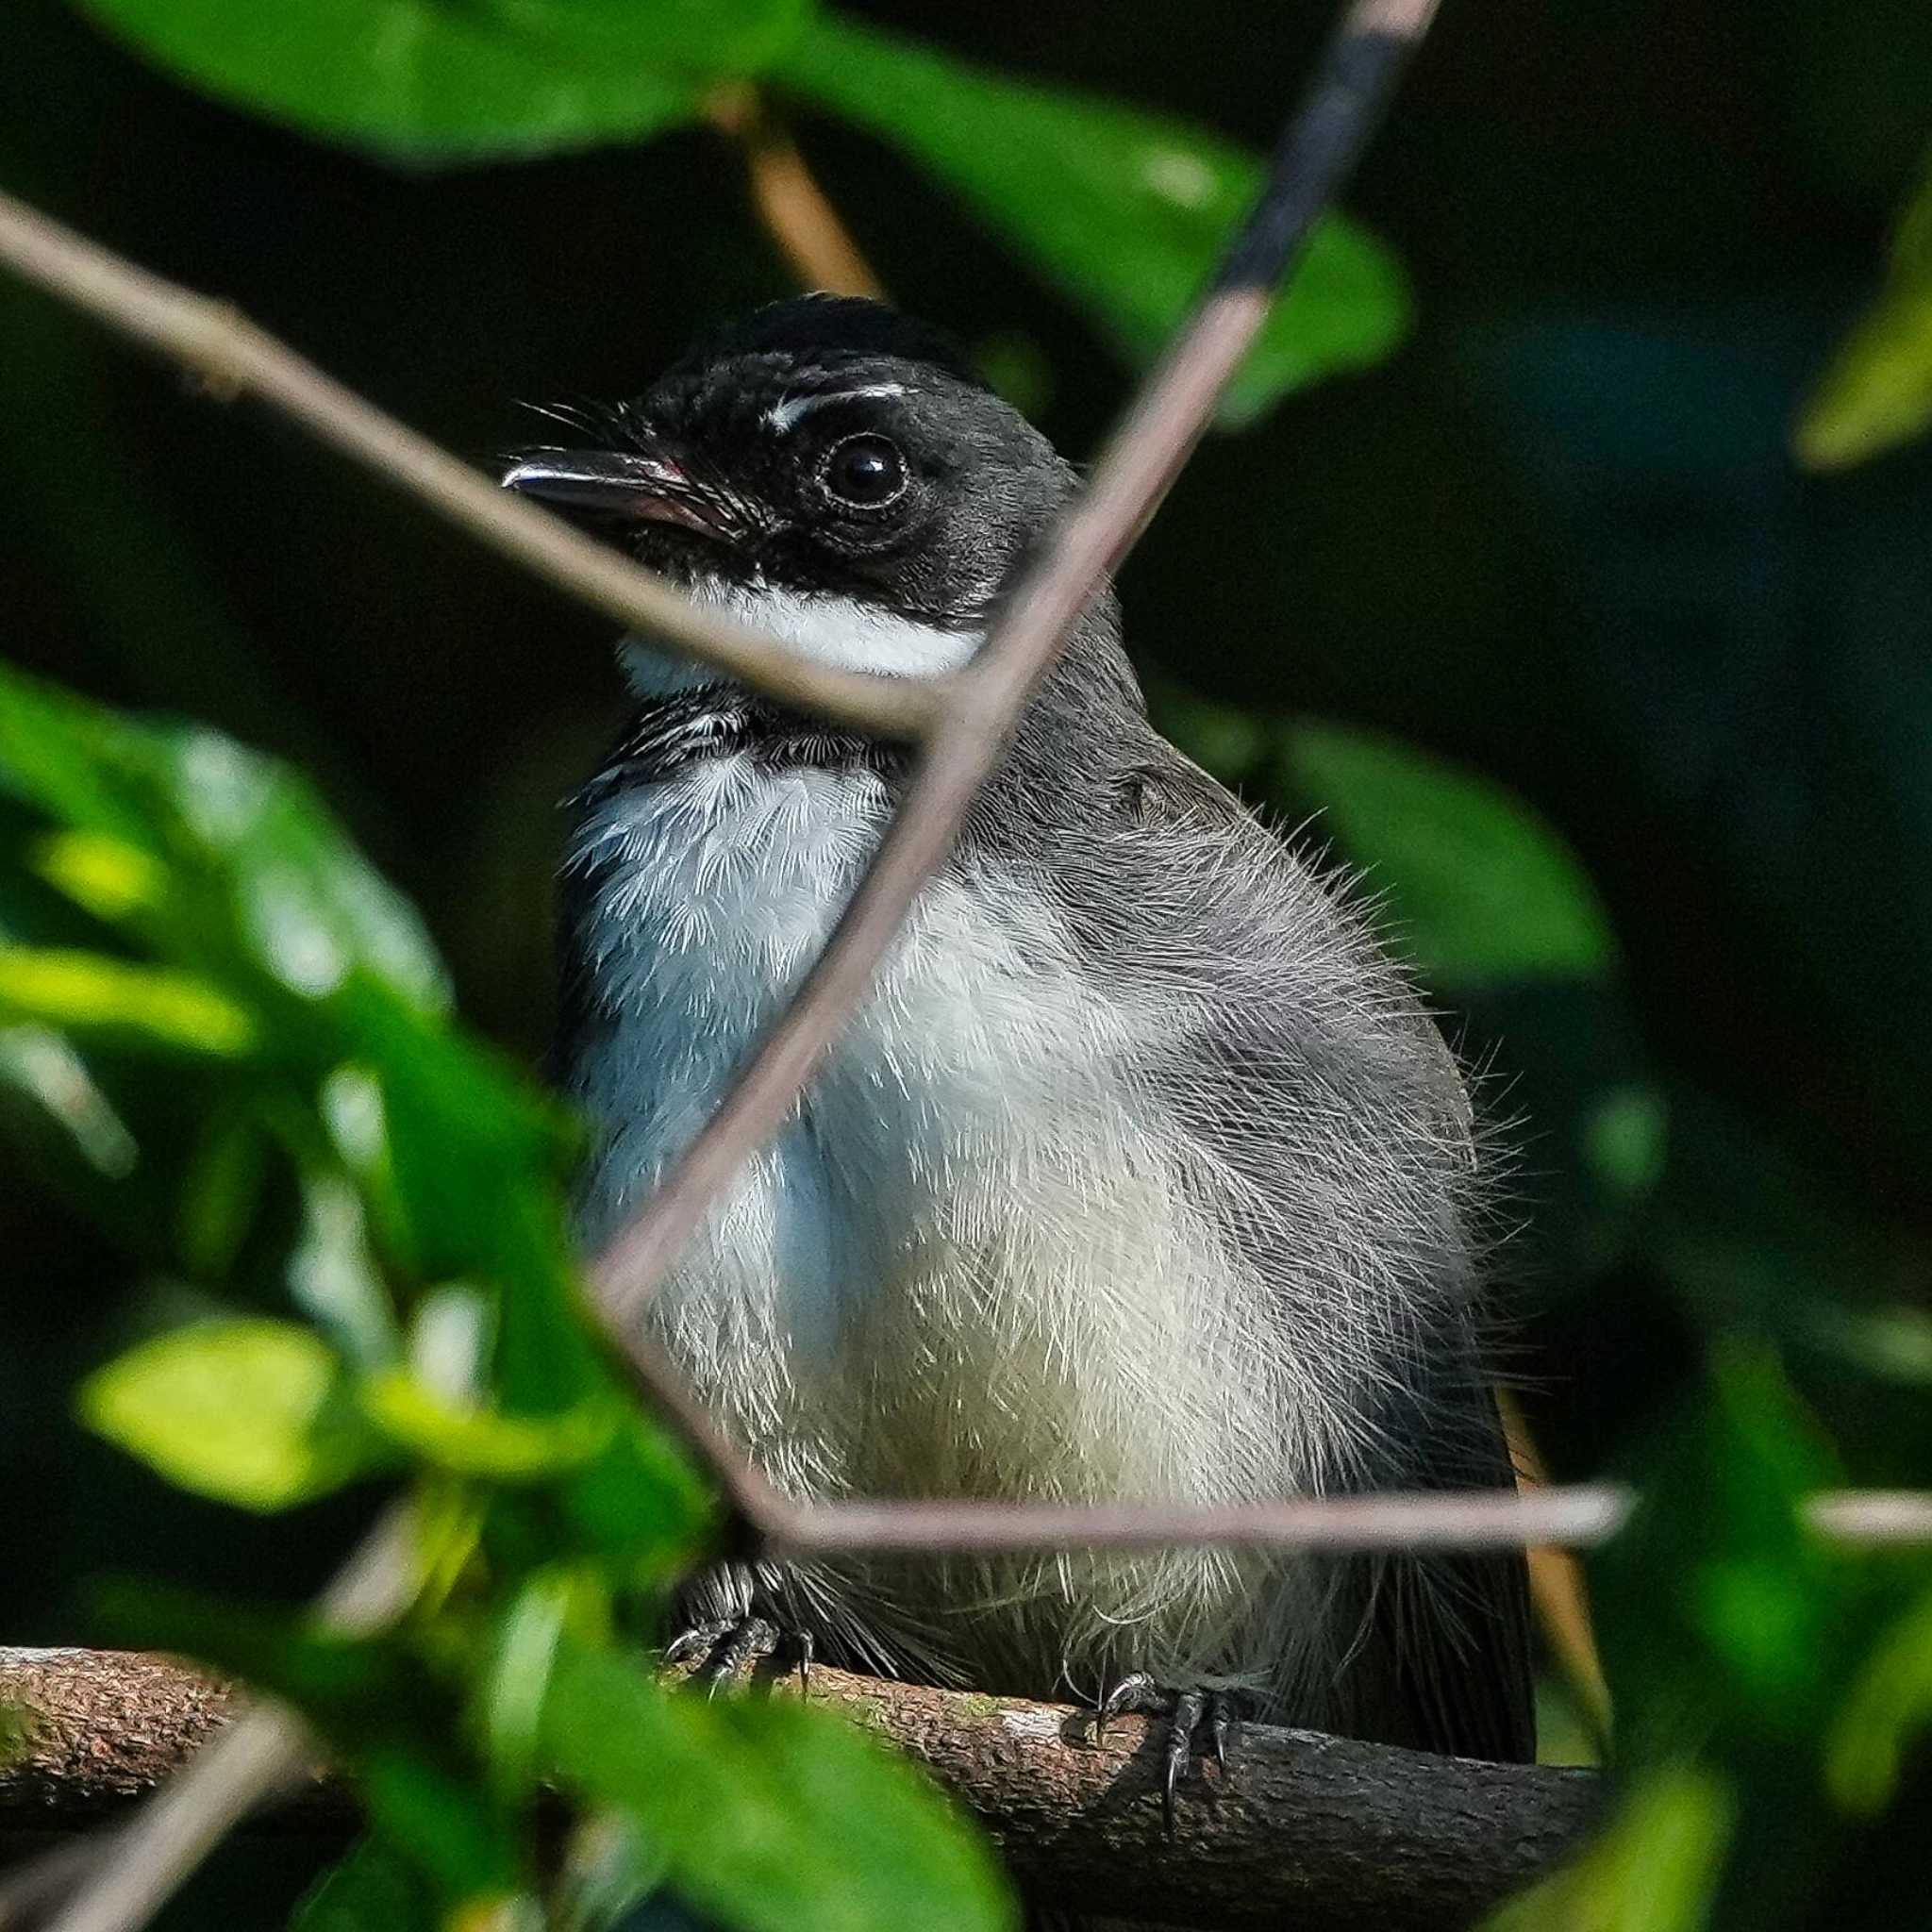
[{"left": 0, "top": 1646, "right": 1600, "bottom": 1928}]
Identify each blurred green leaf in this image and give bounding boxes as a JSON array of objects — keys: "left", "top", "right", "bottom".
[
  {"left": 1283, "top": 722, "right": 1618, "bottom": 986},
  {"left": 1795, "top": 158, "right": 1932, "bottom": 470},
  {"left": 363, "top": 1371, "right": 617, "bottom": 1479},
  {"left": 1826, "top": 1585, "right": 1932, "bottom": 1815},
  {"left": 65, "top": 0, "right": 809, "bottom": 158},
  {"left": 0, "top": 947, "right": 255, "bottom": 1055},
  {"left": 476, "top": 1572, "right": 577, "bottom": 1804},
  {"left": 175, "top": 1108, "right": 267, "bottom": 1276},
  {"left": 1803, "top": 1303, "right": 1932, "bottom": 1386},
  {"left": 79, "top": 1318, "right": 383, "bottom": 1509},
  {"left": 288, "top": 1173, "right": 403, "bottom": 1369},
  {"left": 93, "top": 1580, "right": 425, "bottom": 1720},
  {"left": 1484, "top": 1763, "right": 1732, "bottom": 1932},
  {"left": 540, "top": 1637, "right": 1016, "bottom": 1932},
  {"left": 0, "top": 665, "right": 448, "bottom": 1009},
  {"left": 295, "top": 1837, "right": 439, "bottom": 1932},
  {"left": 777, "top": 14, "right": 1407, "bottom": 425},
  {"left": 32, "top": 829, "right": 166, "bottom": 921},
  {"left": 355, "top": 1746, "right": 527, "bottom": 1910},
  {"left": 1594, "top": 1348, "right": 1849, "bottom": 1764},
  {"left": 1582, "top": 1085, "right": 1670, "bottom": 1203}
]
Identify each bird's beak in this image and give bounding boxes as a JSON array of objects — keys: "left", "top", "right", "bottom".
[{"left": 501, "top": 449, "right": 746, "bottom": 544}]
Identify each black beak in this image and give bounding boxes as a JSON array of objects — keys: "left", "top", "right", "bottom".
[{"left": 501, "top": 449, "right": 747, "bottom": 544}]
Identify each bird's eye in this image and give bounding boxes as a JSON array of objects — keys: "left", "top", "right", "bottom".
[{"left": 820, "top": 434, "right": 908, "bottom": 508}]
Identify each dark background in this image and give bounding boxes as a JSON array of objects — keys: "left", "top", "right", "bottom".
[{"left": 5, "top": 0, "right": 1930, "bottom": 1820}]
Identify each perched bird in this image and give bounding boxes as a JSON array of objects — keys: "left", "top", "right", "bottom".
[{"left": 505, "top": 296, "right": 1535, "bottom": 1798}]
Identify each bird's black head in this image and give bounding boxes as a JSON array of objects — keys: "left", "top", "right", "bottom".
[{"left": 504, "top": 296, "right": 1085, "bottom": 679}]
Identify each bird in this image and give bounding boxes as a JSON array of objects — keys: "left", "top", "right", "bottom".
[{"left": 503, "top": 294, "right": 1536, "bottom": 1809}]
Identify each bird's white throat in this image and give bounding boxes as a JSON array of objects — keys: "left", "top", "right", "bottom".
[{"left": 620, "top": 580, "right": 980, "bottom": 696}]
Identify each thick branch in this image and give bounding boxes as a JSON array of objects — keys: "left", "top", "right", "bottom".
[
  {"left": 0, "top": 1649, "right": 1599, "bottom": 1931},
  {"left": 0, "top": 189, "right": 936, "bottom": 740},
  {"left": 8, "top": 1511, "right": 413, "bottom": 1932}
]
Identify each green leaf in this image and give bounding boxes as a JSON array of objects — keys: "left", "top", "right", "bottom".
[
  {"left": 476, "top": 1572, "right": 578, "bottom": 1803},
  {"left": 0, "top": 947, "right": 256, "bottom": 1055},
  {"left": 1826, "top": 1585, "right": 1932, "bottom": 1815},
  {"left": 67, "top": 0, "right": 810, "bottom": 158},
  {"left": 295, "top": 1838, "right": 440, "bottom": 1932},
  {"left": 540, "top": 1638, "right": 1015, "bottom": 1932},
  {"left": 776, "top": 14, "right": 1407, "bottom": 425},
  {"left": 1582, "top": 1085, "right": 1670, "bottom": 1203},
  {"left": 32, "top": 830, "right": 167, "bottom": 921},
  {"left": 1795, "top": 158, "right": 1932, "bottom": 470},
  {"left": 363, "top": 1370, "right": 618, "bottom": 1480},
  {"left": 78, "top": 1318, "right": 382, "bottom": 1508},
  {"left": 0, "top": 666, "right": 448, "bottom": 1009},
  {"left": 1282, "top": 722, "right": 1618, "bottom": 986}
]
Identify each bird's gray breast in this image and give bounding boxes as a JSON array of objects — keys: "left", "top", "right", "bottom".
[{"left": 560, "top": 743, "right": 1298, "bottom": 1525}]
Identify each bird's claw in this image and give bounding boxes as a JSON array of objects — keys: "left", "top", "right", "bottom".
[
  {"left": 664, "top": 1610, "right": 813, "bottom": 1696},
  {"left": 1095, "top": 1675, "right": 1239, "bottom": 1831}
]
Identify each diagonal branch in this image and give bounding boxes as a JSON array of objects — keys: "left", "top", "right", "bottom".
[
  {"left": 0, "top": 188, "right": 937, "bottom": 740},
  {"left": 586, "top": 0, "right": 1443, "bottom": 1342}
]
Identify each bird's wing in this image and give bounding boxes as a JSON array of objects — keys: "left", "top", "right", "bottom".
[{"left": 1107, "top": 742, "right": 1537, "bottom": 1764}]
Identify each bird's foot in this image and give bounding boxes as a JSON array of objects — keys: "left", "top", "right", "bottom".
[
  {"left": 663, "top": 1589, "right": 815, "bottom": 1697},
  {"left": 1095, "top": 1674, "right": 1241, "bottom": 1831}
]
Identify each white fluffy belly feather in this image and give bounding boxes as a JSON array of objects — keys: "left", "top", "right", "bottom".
[{"left": 566, "top": 749, "right": 1308, "bottom": 1690}]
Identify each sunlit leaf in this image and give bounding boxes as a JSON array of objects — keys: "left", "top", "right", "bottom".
[
  {"left": 79, "top": 1318, "right": 383, "bottom": 1508},
  {"left": 0, "top": 666, "right": 449, "bottom": 1009},
  {"left": 476, "top": 1572, "right": 578, "bottom": 1804},
  {"left": 0, "top": 947, "right": 255, "bottom": 1055},
  {"left": 1795, "top": 159, "right": 1932, "bottom": 471},
  {"left": 776, "top": 14, "right": 1407, "bottom": 425},
  {"left": 540, "top": 1637, "right": 1016, "bottom": 1932},
  {"left": 1283, "top": 722, "right": 1618, "bottom": 986},
  {"left": 66, "top": 0, "right": 809, "bottom": 158},
  {"left": 33, "top": 829, "right": 166, "bottom": 920},
  {"left": 362, "top": 1371, "right": 618, "bottom": 1480}
]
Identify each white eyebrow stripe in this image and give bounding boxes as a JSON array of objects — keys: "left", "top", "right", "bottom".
[{"left": 763, "top": 383, "right": 908, "bottom": 435}]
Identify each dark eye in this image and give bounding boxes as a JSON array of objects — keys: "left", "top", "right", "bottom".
[{"left": 820, "top": 434, "right": 907, "bottom": 508}]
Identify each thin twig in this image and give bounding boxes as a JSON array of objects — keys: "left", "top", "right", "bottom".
[
  {"left": 707, "top": 83, "right": 889, "bottom": 298},
  {"left": 774, "top": 1486, "right": 1633, "bottom": 1557},
  {"left": 1805, "top": 1490, "right": 1932, "bottom": 1544},
  {"left": 0, "top": 188, "right": 937, "bottom": 741}
]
